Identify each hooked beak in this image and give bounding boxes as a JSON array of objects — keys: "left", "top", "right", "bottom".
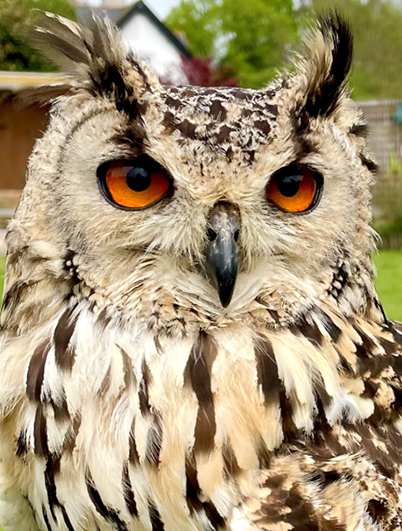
[{"left": 204, "top": 202, "right": 240, "bottom": 308}]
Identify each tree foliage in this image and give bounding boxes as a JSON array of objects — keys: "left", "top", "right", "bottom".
[
  {"left": 309, "top": 0, "right": 402, "bottom": 100},
  {"left": 165, "top": 0, "right": 299, "bottom": 88},
  {"left": 0, "top": 0, "right": 76, "bottom": 71},
  {"left": 167, "top": 0, "right": 402, "bottom": 99}
]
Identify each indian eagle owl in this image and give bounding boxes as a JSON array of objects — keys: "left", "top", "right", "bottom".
[{"left": 1, "top": 10, "right": 402, "bottom": 531}]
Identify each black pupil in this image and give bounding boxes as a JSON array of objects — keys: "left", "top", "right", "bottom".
[
  {"left": 126, "top": 166, "right": 152, "bottom": 192},
  {"left": 277, "top": 174, "right": 301, "bottom": 197}
]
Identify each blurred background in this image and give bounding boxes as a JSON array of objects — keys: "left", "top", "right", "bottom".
[{"left": 0, "top": 0, "right": 402, "bottom": 318}]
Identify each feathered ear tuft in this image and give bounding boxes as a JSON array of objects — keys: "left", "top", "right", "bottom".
[
  {"left": 27, "top": 11, "right": 160, "bottom": 112},
  {"left": 296, "top": 11, "right": 353, "bottom": 121}
]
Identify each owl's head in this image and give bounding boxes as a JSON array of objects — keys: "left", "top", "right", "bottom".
[{"left": 6, "top": 12, "right": 379, "bottom": 333}]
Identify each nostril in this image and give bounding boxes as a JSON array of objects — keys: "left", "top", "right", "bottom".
[
  {"left": 234, "top": 230, "right": 240, "bottom": 242},
  {"left": 207, "top": 228, "right": 217, "bottom": 242}
]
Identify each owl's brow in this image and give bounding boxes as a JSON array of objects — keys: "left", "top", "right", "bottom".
[
  {"left": 110, "top": 120, "right": 147, "bottom": 154},
  {"left": 57, "top": 108, "right": 117, "bottom": 175}
]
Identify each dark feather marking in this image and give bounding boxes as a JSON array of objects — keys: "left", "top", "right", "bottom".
[
  {"left": 148, "top": 500, "right": 165, "bottom": 531},
  {"left": 216, "top": 124, "right": 235, "bottom": 144},
  {"left": 279, "top": 388, "right": 298, "bottom": 443},
  {"left": 375, "top": 299, "right": 388, "bottom": 325},
  {"left": 315, "top": 308, "right": 341, "bottom": 343},
  {"left": 203, "top": 504, "right": 226, "bottom": 530},
  {"left": 165, "top": 96, "right": 183, "bottom": 109},
  {"left": 51, "top": 394, "right": 70, "bottom": 423},
  {"left": 111, "top": 125, "right": 145, "bottom": 156},
  {"left": 122, "top": 462, "right": 138, "bottom": 517},
  {"left": 367, "top": 500, "right": 388, "bottom": 523},
  {"left": 209, "top": 100, "right": 227, "bottom": 120},
  {"left": 176, "top": 119, "right": 197, "bottom": 139},
  {"left": 362, "top": 380, "right": 380, "bottom": 400},
  {"left": 304, "top": 12, "right": 353, "bottom": 120},
  {"left": 129, "top": 418, "right": 140, "bottom": 465},
  {"left": 254, "top": 334, "right": 280, "bottom": 406},
  {"left": 260, "top": 474, "right": 346, "bottom": 530},
  {"left": 341, "top": 423, "right": 396, "bottom": 479},
  {"left": 312, "top": 397, "right": 347, "bottom": 457},
  {"left": 1, "top": 279, "right": 39, "bottom": 313},
  {"left": 139, "top": 359, "right": 151, "bottom": 416},
  {"left": 154, "top": 335, "right": 163, "bottom": 355},
  {"left": 254, "top": 120, "right": 271, "bottom": 135},
  {"left": 185, "top": 459, "right": 203, "bottom": 515},
  {"left": 16, "top": 430, "right": 28, "bottom": 458},
  {"left": 359, "top": 153, "right": 378, "bottom": 174},
  {"left": 63, "top": 413, "right": 82, "bottom": 454},
  {"left": 145, "top": 413, "right": 163, "bottom": 467},
  {"left": 184, "top": 332, "right": 218, "bottom": 454},
  {"left": 60, "top": 506, "right": 75, "bottom": 531},
  {"left": 34, "top": 404, "right": 49, "bottom": 458},
  {"left": 32, "top": 14, "right": 140, "bottom": 117},
  {"left": 296, "top": 316, "right": 323, "bottom": 347},
  {"left": 120, "top": 347, "right": 136, "bottom": 389},
  {"left": 390, "top": 321, "right": 402, "bottom": 346},
  {"left": 185, "top": 456, "right": 227, "bottom": 530},
  {"left": 349, "top": 123, "right": 368, "bottom": 138},
  {"left": 222, "top": 441, "right": 241, "bottom": 478},
  {"left": 54, "top": 307, "right": 78, "bottom": 372},
  {"left": 86, "top": 470, "right": 128, "bottom": 530},
  {"left": 42, "top": 506, "right": 53, "bottom": 531},
  {"left": 26, "top": 341, "right": 51, "bottom": 402},
  {"left": 354, "top": 325, "right": 392, "bottom": 377},
  {"left": 256, "top": 438, "right": 271, "bottom": 469},
  {"left": 44, "top": 455, "right": 61, "bottom": 520},
  {"left": 314, "top": 376, "right": 332, "bottom": 409}
]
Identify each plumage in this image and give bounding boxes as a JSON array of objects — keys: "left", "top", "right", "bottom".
[{"left": 0, "top": 10, "right": 400, "bottom": 531}]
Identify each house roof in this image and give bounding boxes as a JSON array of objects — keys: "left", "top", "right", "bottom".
[
  {"left": 77, "top": 0, "right": 191, "bottom": 59},
  {"left": 0, "top": 71, "right": 65, "bottom": 91}
]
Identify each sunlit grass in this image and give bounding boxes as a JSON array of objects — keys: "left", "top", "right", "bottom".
[{"left": 373, "top": 250, "right": 402, "bottom": 322}]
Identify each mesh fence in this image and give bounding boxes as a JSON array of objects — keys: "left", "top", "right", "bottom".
[{"left": 362, "top": 100, "right": 402, "bottom": 248}]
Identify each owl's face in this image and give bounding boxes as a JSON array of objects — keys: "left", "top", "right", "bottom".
[{"left": 10, "top": 13, "right": 377, "bottom": 330}]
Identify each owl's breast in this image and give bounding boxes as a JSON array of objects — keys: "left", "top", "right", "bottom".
[{"left": 2, "top": 299, "right": 402, "bottom": 531}]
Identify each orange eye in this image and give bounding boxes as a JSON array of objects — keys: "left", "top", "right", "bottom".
[
  {"left": 99, "top": 156, "right": 172, "bottom": 210},
  {"left": 266, "top": 166, "right": 321, "bottom": 213}
]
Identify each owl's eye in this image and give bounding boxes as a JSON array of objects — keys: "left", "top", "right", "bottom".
[
  {"left": 98, "top": 156, "right": 172, "bottom": 210},
  {"left": 266, "top": 165, "right": 322, "bottom": 213}
]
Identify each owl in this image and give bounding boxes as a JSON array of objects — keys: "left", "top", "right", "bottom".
[{"left": 1, "top": 9, "right": 402, "bottom": 531}]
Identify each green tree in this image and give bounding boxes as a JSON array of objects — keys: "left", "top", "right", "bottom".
[
  {"left": 165, "top": 0, "right": 299, "bottom": 88},
  {"left": 0, "top": 0, "right": 76, "bottom": 72},
  {"left": 309, "top": 0, "right": 402, "bottom": 100}
]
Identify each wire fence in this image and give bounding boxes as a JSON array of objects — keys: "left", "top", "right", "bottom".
[{"left": 362, "top": 100, "right": 402, "bottom": 248}]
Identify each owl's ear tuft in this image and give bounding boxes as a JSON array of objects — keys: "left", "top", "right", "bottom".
[
  {"left": 296, "top": 11, "right": 353, "bottom": 122},
  {"left": 29, "top": 12, "right": 160, "bottom": 113}
]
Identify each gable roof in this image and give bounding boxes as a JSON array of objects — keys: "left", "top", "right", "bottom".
[
  {"left": 77, "top": 1, "right": 191, "bottom": 59},
  {"left": 117, "top": 1, "right": 191, "bottom": 58}
]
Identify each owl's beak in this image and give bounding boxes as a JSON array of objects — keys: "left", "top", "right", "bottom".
[{"left": 205, "top": 202, "right": 240, "bottom": 308}]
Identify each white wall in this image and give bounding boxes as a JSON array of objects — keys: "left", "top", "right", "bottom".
[{"left": 121, "top": 12, "right": 185, "bottom": 82}]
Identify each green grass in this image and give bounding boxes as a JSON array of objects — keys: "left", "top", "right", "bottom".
[
  {"left": 0, "top": 252, "right": 401, "bottom": 320},
  {"left": 372, "top": 251, "right": 402, "bottom": 322}
]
